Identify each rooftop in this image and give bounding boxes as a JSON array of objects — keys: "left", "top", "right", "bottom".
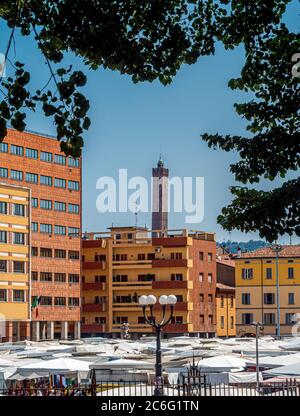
[{"left": 238, "top": 245, "right": 300, "bottom": 259}]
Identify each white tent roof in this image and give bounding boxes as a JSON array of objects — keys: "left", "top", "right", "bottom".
[
  {"left": 260, "top": 353, "right": 300, "bottom": 368},
  {"left": 265, "top": 362, "right": 300, "bottom": 377},
  {"left": 0, "top": 357, "right": 15, "bottom": 367},
  {"left": 17, "top": 357, "right": 92, "bottom": 372},
  {"left": 91, "top": 358, "right": 153, "bottom": 370},
  {"left": 198, "top": 355, "right": 246, "bottom": 370}
]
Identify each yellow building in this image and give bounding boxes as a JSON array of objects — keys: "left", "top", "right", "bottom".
[
  {"left": 0, "top": 183, "right": 31, "bottom": 342},
  {"left": 235, "top": 246, "right": 300, "bottom": 337},
  {"left": 82, "top": 227, "right": 217, "bottom": 338},
  {"left": 216, "top": 284, "right": 236, "bottom": 338}
]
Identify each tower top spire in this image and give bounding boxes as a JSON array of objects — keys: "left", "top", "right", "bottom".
[{"left": 157, "top": 154, "right": 164, "bottom": 168}]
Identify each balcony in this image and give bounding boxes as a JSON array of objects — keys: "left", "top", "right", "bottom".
[
  {"left": 112, "top": 281, "right": 152, "bottom": 290},
  {"left": 153, "top": 301, "right": 193, "bottom": 311},
  {"left": 112, "top": 259, "right": 152, "bottom": 269},
  {"left": 81, "top": 324, "right": 106, "bottom": 333},
  {"left": 82, "top": 303, "right": 106, "bottom": 313},
  {"left": 152, "top": 259, "right": 192, "bottom": 268},
  {"left": 83, "top": 261, "right": 106, "bottom": 270},
  {"left": 152, "top": 280, "right": 193, "bottom": 290},
  {"left": 82, "top": 282, "right": 106, "bottom": 291},
  {"left": 112, "top": 302, "right": 140, "bottom": 311},
  {"left": 112, "top": 324, "right": 152, "bottom": 333},
  {"left": 163, "top": 323, "right": 191, "bottom": 333}
]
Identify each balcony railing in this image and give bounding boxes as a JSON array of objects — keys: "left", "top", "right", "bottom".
[
  {"left": 81, "top": 324, "right": 106, "bottom": 333},
  {"left": 152, "top": 280, "right": 191, "bottom": 289},
  {"left": 83, "top": 261, "right": 106, "bottom": 270},
  {"left": 82, "top": 282, "right": 106, "bottom": 291},
  {"left": 82, "top": 303, "right": 106, "bottom": 312}
]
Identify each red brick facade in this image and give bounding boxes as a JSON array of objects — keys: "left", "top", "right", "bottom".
[{"left": 0, "top": 129, "right": 81, "bottom": 328}]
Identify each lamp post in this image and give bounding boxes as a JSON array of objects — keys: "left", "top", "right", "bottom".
[
  {"left": 139, "top": 294, "right": 177, "bottom": 396},
  {"left": 272, "top": 244, "right": 282, "bottom": 339},
  {"left": 252, "top": 321, "right": 263, "bottom": 392}
]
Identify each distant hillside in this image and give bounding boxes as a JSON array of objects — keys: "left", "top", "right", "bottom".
[{"left": 218, "top": 240, "right": 269, "bottom": 254}]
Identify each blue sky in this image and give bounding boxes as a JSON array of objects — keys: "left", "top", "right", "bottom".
[{"left": 0, "top": 2, "right": 299, "bottom": 243}]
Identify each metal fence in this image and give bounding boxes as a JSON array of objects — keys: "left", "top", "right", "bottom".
[{"left": 1, "top": 380, "right": 300, "bottom": 397}]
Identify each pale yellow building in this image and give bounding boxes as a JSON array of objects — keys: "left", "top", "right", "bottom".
[
  {"left": 235, "top": 246, "right": 300, "bottom": 336},
  {"left": 0, "top": 183, "right": 31, "bottom": 342}
]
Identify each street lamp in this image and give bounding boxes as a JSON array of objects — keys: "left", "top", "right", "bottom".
[
  {"left": 272, "top": 244, "right": 282, "bottom": 338},
  {"left": 139, "top": 294, "right": 177, "bottom": 396},
  {"left": 252, "top": 321, "right": 264, "bottom": 392}
]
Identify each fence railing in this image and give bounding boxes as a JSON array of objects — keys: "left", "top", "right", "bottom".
[{"left": 1, "top": 380, "right": 300, "bottom": 397}]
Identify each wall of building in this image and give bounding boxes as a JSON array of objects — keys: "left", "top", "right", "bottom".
[
  {"left": 0, "top": 129, "right": 82, "bottom": 340},
  {"left": 216, "top": 289, "right": 236, "bottom": 337}
]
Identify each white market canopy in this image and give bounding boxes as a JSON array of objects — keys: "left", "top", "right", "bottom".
[
  {"left": 259, "top": 353, "right": 300, "bottom": 368},
  {"left": 91, "top": 358, "right": 153, "bottom": 370},
  {"left": 264, "top": 362, "right": 300, "bottom": 377},
  {"left": 197, "top": 355, "right": 246, "bottom": 372}
]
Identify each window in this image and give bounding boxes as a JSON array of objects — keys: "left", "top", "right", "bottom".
[
  {"left": 242, "top": 293, "right": 251, "bottom": 305},
  {"left": 54, "top": 201, "right": 66, "bottom": 212},
  {"left": 68, "top": 227, "right": 79, "bottom": 237},
  {"left": 69, "top": 274, "right": 80, "bottom": 283},
  {"left": 31, "top": 222, "right": 38, "bottom": 232},
  {"left": 68, "top": 297, "right": 80, "bottom": 307},
  {"left": 208, "top": 294, "right": 213, "bottom": 303},
  {"left": 0, "top": 167, "right": 8, "bottom": 178},
  {"left": 95, "top": 275, "right": 106, "bottom": 283},
  {"left": 68, "top": 180, "right": 79, "bottom": 191},
  {"left": 230, "top": 296, "right": 234, "bottom": 308},
  {"left": 13, "top": 232, "right": 25, "bottom": 245},
  {"left": 242, "top": 313, "right": 253, "bottom": 325},
  {"left": 266, "top": 267, "right": 272, "bottom": 279},
  {"left": 11, "top": 145, "right": 23, "bottom": 156},
  {"left": 137, "top": 253, "right": 146, "bottom": 260},
  {"left": 288, "top": 293, "right": 295, "bottom": 305},
  {"left": 264, "top": 313, "right": 276, "bottom": 325},
  {"left": 242, "top": 268, "right": 253, "bottom": 280},
  {"left": 54, "top": 249, "right": 66, "bottom": 259},
  {"left": 286, "top": 313, "right": 296, "bottom": 325},
  {"left": 0, "top": 231, "right": 7, "bottom": 243},
  {"left": 40, "top": 248, "right": 52, "bottom": 258},
  {"left": 199, "top": 251, "right": 204, "bottom": 261},
  {"left": 199, "top": 293, "right": 204, "bottom": 302},
  {"left": 68, "top": 157, "right": 79, "bottom": 167},
  {"left": 54, "top": 273, "right": 66, "bottom": 282},
  {"left": 68, "top": 203, "right": 79, "bottom": 214},
  {"left": 40, "top": 175, "right": 52, "bottom": 186},
  {"left": 31, "top": 247, "right": 38, "bottom": 256},
  {"left": 199, "top": 315, "right": 204, "bottom": 324},
  {"left": 208, "top": 253, "right": 213, "bottom": 262},
  {"left": 171, "top": 316, "right": 183, "bottom": 324},
  {"left": 31, "top": 271, "right": 38, "bottom": 281},
  {"left": 264, "top": 293, "right": 275, "bottom": 305},
  {"left": 40, "top": 151, "right": 52, "bottom": 162},
  {"left": 40, "top": 272, "right": 52, "bottom": 282},
  {"left": 40, "top": 199, "right": 52, "bottom": 210},
  {"left": 55, "top": 297, "right": 66, "bottom": 306},
  {"left": 220, "top": 316, "right": 225, "bottom": 329},
  {"left": 32, "top": 198, "right": 38, "bottom": 208},
  {"left": 199, "top": 273, "right": 204, "bottom": 282},
  {"left": 208, "top": 273, "right": 213, "bottom": 283},
  {"left": 13, "top": 204, "right": 25, "bottom": 216},
  {"left": 171, "top": 273, "right": 183, "bottom": 281},
  {"left": 54, "top": 178, "right": 66, "bottom": 188},
  {"left": 220, "top": 295, "right": 224, "bottom": 308},
  {"left": 13, "top": 290, "right": 25, "bottom": 302},
  {"left": 288, "top": 267, "right": 294, "bottom": 279},
  {"left": 54, "top": 154, "right": 66, "bottom": 165},
  {"left": 170, "top": 252, "right": 182, "bottom": 260},
  {"left": 230, "top": 316, "right": 234, "bottom": 329},
  {"left": 69, "top": 250, "right": 79, "bottom": 260},
  {"left": 0, "top": 202, "right": 7, "bottom": 214},
  {"left": 13, "top": 261, "right": 25, "bottom": 273},
  {"left": 208, "top": 315, "right": 213, "bottom": 324},
  {"left": 40, "top": 296, "right": 52, "bottom": 306},
  {"left": 0, "top": 289, "right": 7, "bottom": 302},
  {"left": 0, "top": 143, "right": 8, "bottom": 153},
  {"left": 11, "top": 169, "right": 23, "bottom": 181},
  {"left": 0, "top": 260, "right": 7, "bottom": 272},
  {"left": 54, "top": 225, "right": 66, "bottom": 235},
  {"left": 40, "top": 223, "right": 52, "bottom": 234},
  {"left": 26, "top": 148, "right": 38, "bottom": 159}
]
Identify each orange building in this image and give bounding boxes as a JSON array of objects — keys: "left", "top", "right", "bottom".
[
  {"left": 82, "top": 227, "right": 216, "bottom": 338},
  {"left": 0, "top": 129, "right": 81, "bottom": 340}
]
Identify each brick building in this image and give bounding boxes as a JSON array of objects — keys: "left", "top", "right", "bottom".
[
  {"left": 0, "top": 129, "right": 81, "bottom": 340},
  {"left": 82, "top": 227, "right": 216, "bottom": 338}
]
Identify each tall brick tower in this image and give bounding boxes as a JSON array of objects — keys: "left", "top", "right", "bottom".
[{"left": 152, "top": 156, "right": 169, "bottom": 236}]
